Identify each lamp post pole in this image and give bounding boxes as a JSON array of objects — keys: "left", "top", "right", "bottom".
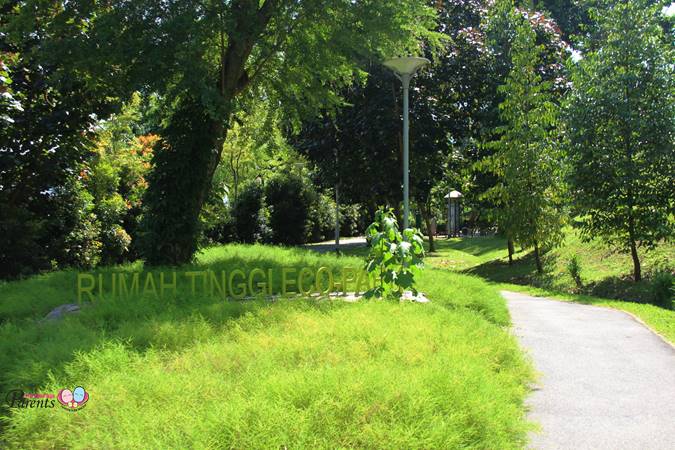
[
  {"left": 334, "top": 146, "right": 340, "bottom": 254},
  {"left": 402, "top": 73, "right": 411, "bottom": 229},
  {"left": 383, "top": 56, "right": 429, "bottom": 230}
]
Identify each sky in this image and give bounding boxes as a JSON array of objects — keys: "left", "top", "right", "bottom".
[{"left": 664, "top": 3, "right": 675, "bottom": 17}]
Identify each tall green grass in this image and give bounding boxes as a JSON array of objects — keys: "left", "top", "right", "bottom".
[{"left": 0, "top": 244, "right": 533, "bottom": 449}]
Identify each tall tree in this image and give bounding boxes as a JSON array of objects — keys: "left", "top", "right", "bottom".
[
  {"left": 1, "top": 7, "right": 114, "bottom": 277},
  {"left": 565, "top": 0, "right": 674, "bottom": 281},
  {"left": 481, "top": 16, "right": 565, "bottom": 273},
  {"left": 5, "top": 0, "right": 439, "bottom": 264}
]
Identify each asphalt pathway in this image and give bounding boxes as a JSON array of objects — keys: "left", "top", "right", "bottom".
[{"left": 503, "top": 290, "right": 675, "bottom": 450}]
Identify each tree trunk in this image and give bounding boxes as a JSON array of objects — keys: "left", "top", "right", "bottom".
[
  {"left": 533, "top": 240, "right": 543, "bottom": 274},
  {"left": 628, "top": 229, "right": 642, "bottom": 281},
  {"left": 507, "top": 239, "right": 514, "bottom": 265},
  {"left": 141, "top": 97, "right": 230, "bottom": 265},
  {"left": 422, "top": 207, "right": 435, "bottom": 253}
]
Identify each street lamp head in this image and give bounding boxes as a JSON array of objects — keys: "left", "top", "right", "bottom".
[{"left": 383, "top": 56, "right": 430, "bottom": 77}]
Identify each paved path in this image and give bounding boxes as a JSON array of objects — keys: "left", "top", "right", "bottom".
[
  {"left": 503, "top": 291, "right": 675, "bottom": 450},
  {"left": 303, "top": 236, "right": 367, "bottom": 253}
]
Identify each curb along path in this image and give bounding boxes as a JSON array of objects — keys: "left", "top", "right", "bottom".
[{"left": 502, "top": 291, "right": 675, "bottom": 450}]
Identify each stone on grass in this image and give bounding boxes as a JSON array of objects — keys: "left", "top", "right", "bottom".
[
  {"left": 42, "top": 303, "right": 82, "bottom": 322},
  {"left": 401, "top": 291, "right": 430, "bottom": 303}
]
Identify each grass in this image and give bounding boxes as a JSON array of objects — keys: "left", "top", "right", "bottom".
[
  {"left": 0, "top": 244, "right": 534, "bottom": 449},
  {"left": 459, "top": 229, "right": 674, "bottom": 304},
  {"left": 415, "top": 230, "right": 675, "bottom": 344}
]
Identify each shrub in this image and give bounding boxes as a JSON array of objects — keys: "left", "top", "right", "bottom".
[
  {"left": 265, "top": 172, "right": 315, "bottom": 245},
  {"left": 307, "top": 193, "right": 336, "bottom": 242},
  {"left": 340, "top": 203, "right": 365, "bottom": 237},
  {"left": 232, "top": 181, "right": 265, "bottom": 244},
  {"left": 364, "top": 208, "right": 425, "bottom": 299},
  {"left": 201, "top": 182, "right": 236, "bottom": 245},
  {"left": 62, "top": 209, "right": 102, "bottom": 270},
  {"left": 651, "top": 271, "right": 674, "bottom": 310},
  {"left": 567, "top": 255, "right": 583, "bottom": 288}
]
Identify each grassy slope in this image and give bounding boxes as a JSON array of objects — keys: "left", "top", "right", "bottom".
[
  {"left": 0, "top": 245, "right": 533, "bottom": 449},
  {"left": 422, "top": 232, "right": 675, "bottom": 344}
]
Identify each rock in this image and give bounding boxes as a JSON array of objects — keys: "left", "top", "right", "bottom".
[
  {"left": 401, "top": 291, "right": 430, "bottom": 303},
  {"left": 42, "top": 303, "right": 82, "bottom": 322}
]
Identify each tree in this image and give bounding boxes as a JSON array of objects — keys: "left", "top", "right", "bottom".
[
  {"left": 565, "top": 0, "right": 674, "bottom": 281},
  {"left": 265, "top": 172, "right": 315, "bottom": 245},
  {"left": 293, "top": 63, "right": 404, "bottom": 217},
  {"left": 6, "top": 0, "right": 440, "bottom": 265},
  {"left": 0, "top": 15, "right": 114, "bottom": 277},
  {"left": 481, "top": 16, "right": 566, "bottom": 273},
  {"left": 533, "top": 0, "right": 590, "bottom": 39},
  {"left": 231, "top": 180, "right": 266, "bottom": 244}
]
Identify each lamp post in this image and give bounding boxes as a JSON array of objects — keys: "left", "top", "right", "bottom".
[{"left": 383, "top": 56, "right": 430, "bottom": 229}]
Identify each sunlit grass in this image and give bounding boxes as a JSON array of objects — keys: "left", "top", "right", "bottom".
[{"left": 0, "top": 244, "right": 533, "bottom": 449}]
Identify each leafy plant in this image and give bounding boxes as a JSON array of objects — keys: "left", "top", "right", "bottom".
[
  {"left": 364, "top": 208, "right": 425, "bottom": 299},
  {"left": 265, "top": 172, "right": 315, "bottom": 246},
  {"left": 232, "top": 181, "right": 266, "bottom": 244},
  {"left": 307, "top": 192, "right": 337, "bottom": 243},
  {"left": 651, "top": 271, "right": 673, "bottom": 310},
  {"left": 567, "top": 255, "right": 583, "bottom": 289}
]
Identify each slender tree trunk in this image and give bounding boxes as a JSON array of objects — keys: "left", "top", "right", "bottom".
[
  {"left": 629, "top": 240, "right": 641, "bottom": 282},
  {"left": 422, "top": 206, "right": 435, "bottom": 253},
  {"left": 507, "top": 239, "right": 515, "bottom": 265},
  {"left": 628, "top": 217, "right": 641, "bottom": 282},
  {"left": 533, "top": 240, "right": 543, "bottom": 274}
]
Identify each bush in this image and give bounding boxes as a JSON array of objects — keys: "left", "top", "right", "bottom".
[
  {"left": 651, "top": 271, "right": 674, "bottom": 310},
  {"left": 265, "top": 172, "right": 315, "bottom": 245},
  {"left": 307, "top": 193, "right": 336, "bottom": 242},
  {"left": 232, "top": 181, "right": 265, "bottom": 244},
  {"left": 340, "top": 203, "right": 365, "bottom": 237},
  {"left": 567, "top": 255, "right": 583, "bottom": 288},
  {"left": 201, "top": 182, "right": 236, "bottom": 245},
  {"left": 62, "top": 209, "right": 102, "bottom": 270},
  {"left": 364, "top": 208, "right": 425, "bottom": 299}
]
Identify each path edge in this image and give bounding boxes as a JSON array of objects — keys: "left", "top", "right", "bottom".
[{"left": 500, "top": 290, "right": 675, "bottom": 351}]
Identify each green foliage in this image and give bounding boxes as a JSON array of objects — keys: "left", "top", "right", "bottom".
[
  {"left": 139, "top": 97, "right": 214, "bottom": 265},
  {"left": 651, "top": 271, "right": 674, "bottom": 310},
  {"left": 564, "top": 0, "right": 675, "bottom": 281},
  {"left": 85, "top": 94, "right": 155, "bottom": 264},
  {"left": 567, "top": 254, "right": 583, "bottom": 288},
  {"left": 265, "top": 172, "right": 316, "bottom": 246},
  {"left": 231, "top": 181, "right": 267, "bottom": 244},
  {"left": 307, "top": 192, "right": 337, "bottom": 243},
  {"left": 200, "top": 184, "right": 236, "bottom": 246},
  {"left": 56, "top": 181, "right": 102, "bottom": 270},
  {"left": 480, "top": 14, "right": 566, "bottom": 272},
  {"left": 364, "top": 208, "right": 425, "bottom": 299},
  {"left": 3, "top": 0, "right": 441, "bottom": 265},
  {"left": 216, "top": 100, "right": 293, "bottom": 203},
  {"left": 0, "top": 43, "right": 110, "bottom": 278},
  {"left": 339, "top": 203, "right": 367, "bottom": 237}
]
